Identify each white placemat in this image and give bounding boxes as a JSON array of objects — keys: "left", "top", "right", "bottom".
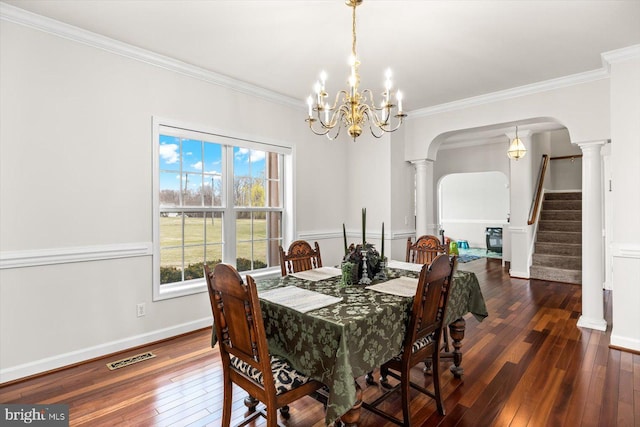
[
  {"left": 259, "top": 285, "right": 343, "bottom": 313},
  {"left": 289, "top": 266, "right": 343, "bottom": 281},
  {"left": 366, "top": 276, "right": 419, "bottom": 298},
  {"left": 386, "top": 260, "right": 425, "bottom": 273}
]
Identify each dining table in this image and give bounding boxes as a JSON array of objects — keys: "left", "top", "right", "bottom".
[{"left": 245, "top": 261, "right": 489, "bottom": 426}]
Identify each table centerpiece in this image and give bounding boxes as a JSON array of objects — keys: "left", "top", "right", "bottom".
[{"left": 341, "top": 208, "right": 386, "bottom": 285}]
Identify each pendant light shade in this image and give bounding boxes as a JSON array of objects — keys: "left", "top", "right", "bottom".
[{"left": 507, "top": 126, "right": 527, "bottom": 160}]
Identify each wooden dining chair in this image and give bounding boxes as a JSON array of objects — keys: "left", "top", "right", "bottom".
[
  {"left": 278, "top": 240, "right": 322, "bottom": 276},
  {"left": 405, "top": 234, "right": 449, "bottom": 265},
  {"left": 363, "top": 254, "right": 456, "bottom": 426},
  {"left": 407, "top": 235, "right": 454, "bottom": 357},
  {"left": 205, "top": 263, "right": 325, "bottom": 427}
]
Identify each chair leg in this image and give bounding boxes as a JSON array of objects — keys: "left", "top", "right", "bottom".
[
  {"left": 400, "top": 367, "right": 412, "bottom": 426},
  {"left": 266, "top": 404, "right": 279, "bottom": 427},
  {"left": 222, "top": 376, "right": 233, "bottom": 426},
  {"left": 432, "top": 352, "right": 445, "bottom": 416}
]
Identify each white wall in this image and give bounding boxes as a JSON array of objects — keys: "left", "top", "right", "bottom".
[
  {"left": 0, "top": 20, "right": 350, "bottom": 381},
  {"left": 548, "top": 129, "right": 582, "bottom": 191},
  {"left": 439, "top": 171, "right": 509, "bottom": 248},
  {"left": 610, "top": 56, "right": 640, "bottom": 352}
]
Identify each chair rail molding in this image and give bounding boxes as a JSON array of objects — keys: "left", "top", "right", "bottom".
[
  {"left": 0, "top": 242, "right": 153, "bottom": 269},
  {"left": 611, "top": 243, "right": 640, "bottom": 259}
]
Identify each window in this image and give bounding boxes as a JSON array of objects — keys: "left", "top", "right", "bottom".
[{"left": 153, "top": 120, "right": 291, "bottom": 300}]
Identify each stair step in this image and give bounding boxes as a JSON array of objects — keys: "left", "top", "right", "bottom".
[
  {"left": 535, "top": 242, "right": 581, "bottom": 256},
  {"left": 530, "top": 265, "right": 582, "bottom": 285},
  {"left": 540, "top": 210, "right": 582, "bottom": 221},
  {"left": 538, "top": 220, "right": 581, "bottom": 232},
  {"left": 532, "top": 253, "right": 581, "bottom": 270},
  {"left": 544, "top": 192, "right": 582, "bottom": 201},
  {"left": 543, "top": 200, "right": 582, "bottom": 211},
  {"left": 537, "top": 231, "right": 581, "bottom": 244}
]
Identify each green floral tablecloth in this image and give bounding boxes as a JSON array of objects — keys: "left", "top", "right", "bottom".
[{"left": 250, "top": 267, "right": 488, "bottom": 425}]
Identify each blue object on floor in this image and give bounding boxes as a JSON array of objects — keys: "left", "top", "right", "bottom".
[{"left": 457, "top": 240, "right": 469, "bottom": 249}]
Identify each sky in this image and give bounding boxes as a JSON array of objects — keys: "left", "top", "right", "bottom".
[{"left": 158, "top": 134, "right": 266, "bottom": 194}]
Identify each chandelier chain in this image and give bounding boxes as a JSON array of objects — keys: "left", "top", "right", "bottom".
[{"left": 352, "top": 3, "right": 357, "bottom": 57}]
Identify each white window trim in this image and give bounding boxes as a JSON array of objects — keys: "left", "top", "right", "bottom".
[{"left": 152, "top": 117, "right": 294, "bottom": 301}]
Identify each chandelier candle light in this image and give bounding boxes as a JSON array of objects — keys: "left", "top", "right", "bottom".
[{"left": 305, "top": 0, "right": 407, "bottom": 141}]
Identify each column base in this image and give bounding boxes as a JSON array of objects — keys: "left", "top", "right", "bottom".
[{"left": 577, "top": 315, "right": 607, "bottom": 331}]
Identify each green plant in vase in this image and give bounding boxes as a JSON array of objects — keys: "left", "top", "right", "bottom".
[{"left": 343, "top": 242, "right": 381, "bottom": 282}]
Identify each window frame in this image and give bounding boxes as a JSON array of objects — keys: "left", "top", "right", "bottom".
[{"left": 152, "top": 117, "right": 293, "bottom": 301}]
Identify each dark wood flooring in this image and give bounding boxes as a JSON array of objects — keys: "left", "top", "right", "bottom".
[{"left": 1, "top": 258, "right": 638, "bottom": 426}]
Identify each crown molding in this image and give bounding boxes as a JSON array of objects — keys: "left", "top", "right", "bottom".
[
  {"left": 0, "top": 2, "right": 304, "bottom": 110},
  {"left": 409, "top": 67, "right": 609, "bottom": 119},
  {"left": 410, "top": 44, "right": 640, "bottom": 119},
  {"left": 601, "top": 44, "right": 640, "bottom": 67}
]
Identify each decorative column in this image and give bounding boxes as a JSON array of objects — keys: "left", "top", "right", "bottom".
[
  {"left": 507, "top": 129, "right": 533, "bottom": 278},
  {"left": 576, "top": 140, "right": 607, "bottom": 331},
  {"left": 412, "top": 159, "right": 435, "bottom": 236}
]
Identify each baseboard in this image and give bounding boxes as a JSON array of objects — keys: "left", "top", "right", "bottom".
[
  {"left": 0, "top": 317, "right": 211, "bottom": 384},
  {"left": 509, "top": 269, "right": 530, "bottom": 279},
  {"left": 610, "top": 334, "right": 640, "bottom": 353},
  {"left": 577, "top": 315, "right": 607, "bottom": 331}
]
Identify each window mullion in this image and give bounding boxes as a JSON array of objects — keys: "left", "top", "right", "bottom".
[{"left": 223, "top": 145, "right": 235, "bottom": 265}]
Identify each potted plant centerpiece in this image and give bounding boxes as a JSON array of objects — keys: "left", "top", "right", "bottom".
[{"left": 341, "top": 208, "right": 386, "bottom": 285}]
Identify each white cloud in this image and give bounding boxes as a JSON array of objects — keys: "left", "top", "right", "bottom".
[
  {"left": 235, "top": 147, "right": 249, "bottom": 159},
  {"left": 250, "top": 150, "right": 266, "bottom": 162},
  {"left": 191, "top": 161, "right": 203, "bottom": 170},
  {"left": 159, "top": 143, "right": 179, "bottom": 164},
  {"left": 235, "top": 147, "right": 265, "bottom": 163}
]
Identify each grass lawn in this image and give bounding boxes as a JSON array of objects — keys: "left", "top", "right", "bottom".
[{"left": 159, "top": 215, "right": 270, "bottom": 268}]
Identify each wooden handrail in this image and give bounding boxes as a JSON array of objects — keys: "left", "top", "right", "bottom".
[
  {"left": 528, "top": 154, "right": 549, "bottom": 225},
  {"left": 550, "top": 154, "right": 583, "bottom": 161}
]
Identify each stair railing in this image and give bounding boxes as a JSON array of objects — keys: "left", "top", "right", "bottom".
[{"left": 528, "top": 154, "right": 550, "bottom": 225}]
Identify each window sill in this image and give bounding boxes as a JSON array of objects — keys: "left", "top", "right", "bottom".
[{"left": 154, "top": 266, "right": 282, "bottom": 301}]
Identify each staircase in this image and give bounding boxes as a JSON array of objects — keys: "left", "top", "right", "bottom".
[{"left": 529, "top": 192, "right": 582, "bottom": 285}]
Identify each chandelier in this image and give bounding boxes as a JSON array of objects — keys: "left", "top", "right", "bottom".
[
  {"left": 507, "top": 126, "right": 527, "bottom": 160},
  {"left": 305, "top": 0, "right": 406, "bottom": 141}
]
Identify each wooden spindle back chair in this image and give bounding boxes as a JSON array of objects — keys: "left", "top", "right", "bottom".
[
  {"left": 363, "top": 254, "right": 456, "bottom": 425},
  {"left": 205, "top": 263, "right": 324, "bottom": 426},
  {"left": 278, "top": 240, "right": 322, "bottom": 276},
  {"left": 406, "top": 234, "right": 449, "bottom": 265}
]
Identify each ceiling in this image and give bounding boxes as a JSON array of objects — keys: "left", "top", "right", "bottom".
[{"left": 3, "top": 0, "right": 640, "bottom": 141}]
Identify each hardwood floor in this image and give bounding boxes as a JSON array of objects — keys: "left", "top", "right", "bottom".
[{"left": 1, "top": 258, "right": 638, "bottom": 426}]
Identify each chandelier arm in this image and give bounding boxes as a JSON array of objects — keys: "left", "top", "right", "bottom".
[
  {"left": 315, "top": 109, "right": 338, "bottom": 130},
  {"left": 362, "top": 110, "right": 385, "bottom": 138},
  {"left": 381, "top": 116, "right": 406, "bottom": 133},
  {"left": 324, "top": 121, "right": 343, "bottom": 141},
  {"left": 308, "top": 121, "right": 332, "bottom": 136},
  {"left": 328, "top": 90, "right": 349, "bottom": 111}
]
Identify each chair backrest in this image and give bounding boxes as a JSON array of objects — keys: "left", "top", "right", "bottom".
[
  {"left": 404, "top": 254, "right": 455, "bottom": 358},
  {"left": 205, "top": 263, "right": 277, "bottom": 391},
  {"left": 279, "top": 240, "right": 322, "bottom": 276},
  {"left": 406, "top": 234, "right": 449, "bottom": 264}
]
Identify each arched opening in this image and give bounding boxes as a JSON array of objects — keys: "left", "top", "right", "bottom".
[{"left": 438, "top": 171, "right": 509, "bottom": 257}]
